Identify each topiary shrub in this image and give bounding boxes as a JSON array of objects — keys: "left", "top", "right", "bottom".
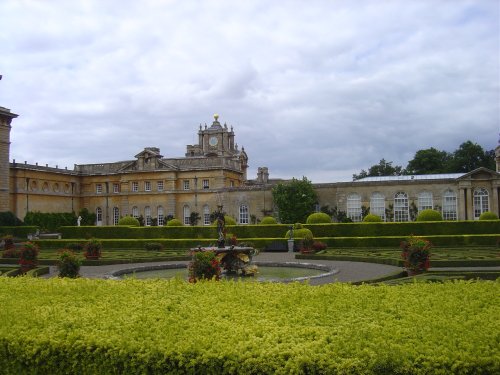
[
  {"left": 416, "top": 209, "right": 443, "bottom": 222},
  {"left": 166, "top": 218, "right": 183, "bottom": 226},
  {"left": 306, "top": 212, "right": 331, "bottom": 224},
  {"left": 57, "top": 249, "right": 81, "bottom": 278},
  {"left": 363, "top": 214, "right": 383, "bottom": 222},
  {"left": 479, "top": 211, "right": 499, "bottom": 220},
  {"left": 144, "top": 242, "right": 164, "bottom": 251},
  {"left": 260, "top": 216, "right": 277, "bottom": 225},
  {"left": 117, "top": 216, "right": 140, "bottom": 226},
  {"left": 224, "top": 216, "right": 237, "bottom": 226}
]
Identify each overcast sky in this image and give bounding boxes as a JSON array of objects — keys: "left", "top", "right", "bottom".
[{"left": 0, "top": 0, "right": 498, "bottom": 183}]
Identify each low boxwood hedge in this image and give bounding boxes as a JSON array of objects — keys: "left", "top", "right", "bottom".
[{"left": 0, "top": 226, "right": 39, "bottom": 238}]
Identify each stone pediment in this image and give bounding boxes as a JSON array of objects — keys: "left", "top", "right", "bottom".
[
  {"left": 456, "top": 167, "right": 499, "bottom": 181},
  {"left": 117, "top": 158, "right": 179, "bottom": 172}
]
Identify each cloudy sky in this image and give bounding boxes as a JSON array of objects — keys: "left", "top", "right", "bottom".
[{"left": 0, "top": 0, "right": 498, "bottom": 183}]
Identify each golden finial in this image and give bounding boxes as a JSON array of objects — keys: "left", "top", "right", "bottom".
[{"left": 214, "top": 114, "right": 219, "bottom": 121}]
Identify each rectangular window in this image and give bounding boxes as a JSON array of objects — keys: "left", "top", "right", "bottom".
[
  {"left": 157, "top": 181, "right": 164, "bottom": 191},
  {"left": 443, "top": 196, "right": 457, "bottom": 221},
  {"left": 230, "top": 180, "right": 235, "bottom": 188},
  {"left": 183, "top": 180, "right": 190, "bottom": 190},
  {"left": 113, "top": 183, "right": 120, "bottom": 193},
  {"left": 145, "top": 181, "right": 151, "bottom": 192},
  {"left": 96, "top": 184, "right": 103, "bottom": 194},
  {"left": 131, "top": 181, "right": 139, "bottom": 192},
  {"left": 202, "top": 179, "right": 209, "bottom": 189}
]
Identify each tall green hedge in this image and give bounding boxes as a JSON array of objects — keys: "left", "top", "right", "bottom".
[{"left": 0, "top": 226, "right": 39, "bottom": 238}]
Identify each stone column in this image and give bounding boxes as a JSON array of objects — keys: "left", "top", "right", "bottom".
[
  {"left": 0, "top": 107, "right": 18, "bottom": 212},
  {"left": 458, "top": 188, "right": 466, "bottom": 220},
  {"left": 467, "top": 188, "right": 474, "bottom": 220}
]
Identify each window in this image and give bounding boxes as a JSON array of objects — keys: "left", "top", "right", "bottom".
[
  {"left": 113, "top": 207, "right": 120, "bottom": 225},
  {"left": 96, "top": 207, "right": 103, "bottom": 223},
  {"left": 113, "top": 183, "right": 120, "bottom": 193},
  {"left": 183, "top": 180, "right": 190, "bottom": 190},
  {"left": 96, "top": 184, "right": 103, "bottom": 194},
  {"left": 239, "top": 204, "right": 249, "bottom": 224},
  {"left": 394, "top": 192, "right": 409, "bottom": 222},
  {"left": 157, "top": 206, "right": 164, "bottom": 226},
  {"left": 145, "top": 206, "right": 152, "bottom": 226},
  {"left": 473, "top": 188, "right": 489, "bottom": 219},
  {"left": 346, "top": 193, "right": 362, "bottom": 222},
  {"left": 202, "top": 179, "right": 209, "bottom": 189},
  {"left": 203, "top": 205, "right": 211, "bottom": 225},
  {"left": 157, "top": 181, "right": 164, "bottom": 191},
  {"left": 145, "top": 181, "right": 151, "bottom": 192},
  {"left": 418, "top": 191, "right": 433, "bottom": 212},
  {"left": 131, "top": 181, "right": 139, "bottom": 192},
  {"left": 132, "top": 206, "right": 139, "bottom": 218},
  {"left": 442, "top": 190, "right": 457, "bottom": 221},
  {"left": 370, "top": 192, "right": 386, "bottom": 221},
  {"left": 230, "top": 180, "right": 235, "bottom": 188},
  {"left": 183, "top": 205, "right": 190, "bottom": 225}
]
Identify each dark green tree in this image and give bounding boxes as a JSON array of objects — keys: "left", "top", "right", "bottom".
[
  {"left": 78, "top": 208, "right": 96, "bottom": 226},
  {"left": 406, "top": 147, "right": 452, "bottom": 174},
  {"left": 272, "top": 177, "right": 317, "bottom": 224},
  {"left": 189, "top": 212, "right": 201, "bottom": 226},
  {"left": 353, "top": 159, "right": 404, "bottom": 181},
  {"left": 448, "top": 141, "right": 493, "bottom": 172}
]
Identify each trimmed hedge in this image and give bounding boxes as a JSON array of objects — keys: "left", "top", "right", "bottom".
[
  {"left": 416, "top": 209, "right": 443, "bottom": 221},
  {"left": 306, "top": 212, "right": 331, "bottom": 224},
  {"left": 0, "top": 226, "right": 39, "bottom": 238},
  {"left": 0, "top": 278, "right": 498, "bottom": 374},
  {"left": 479, "top": 211, "right": 499, "bottom": 220}
]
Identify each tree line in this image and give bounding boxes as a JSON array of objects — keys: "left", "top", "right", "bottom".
[{"left": 353, "top": 140, "right": 496, "bottom": 181}]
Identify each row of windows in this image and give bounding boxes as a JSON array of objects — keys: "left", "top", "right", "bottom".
[
  {"left": 95, "top": 204, "right": 251, "bottom": 226},
  {"left": 345, "top": 188, "right": 490, "bottom": 222},
  {"left": 26, "top": 180, "right": 72, "bottom": 193},
  {"left": 183, "top": 179, "right": 210, "bottom": 190},
  {"left": 95, "top": 181, "right": 165, "bottom": 194}
]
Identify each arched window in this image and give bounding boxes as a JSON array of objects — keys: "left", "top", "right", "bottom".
[
  {"left": 394, "top": 192, "right": 409, "bottom": 222},
  {"left": 96, "top": 207, "right": 103, "bottom": 225},
  {"left": 157, "top": 206, "right": 164, "bottom": 226},
  {"left": 183, "top": 205, "right": 190, "bottom": 225},
  {"left": 473, "top": 188, "right": 489, "bottom": 219},
  {"left": 203, "top": 205, "right": 211, "bottom": 226},
  {"left": 370, "top": 192, "right": 385, "bottom": 221},
  {"left": 442, "top": 190, "right": 457, "bottom": 221},
  {"left": 239, "top": 204, "right": 249, "bottom": 224},
  {"left": 145, "top": 206, "right": 152, "bottom": 226},
  {"left": 132, "top": 206, "right": 139, "bottom": 219},
  {"left": 347, "top": 193, "right": 362, "bottom": 222},
  {"left": 113, "top": 207, "right": 120, "bottom": 225},
  {"left": 418, "top": 191, "right": 433, "bottom": 212}
]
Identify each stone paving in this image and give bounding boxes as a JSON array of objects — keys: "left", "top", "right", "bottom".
[{"left": 40, "top": 252, "right": 404, "bottom": 285}]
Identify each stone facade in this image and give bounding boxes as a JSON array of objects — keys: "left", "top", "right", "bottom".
[
  {"left": 3, "top": 111, "right": 500, "bottom": 224},
  {"left": 0, "top": 107, "right": 18, "bottom": 212}
]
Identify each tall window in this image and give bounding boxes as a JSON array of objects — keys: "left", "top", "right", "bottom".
[
  {"left": 113, "top": 183, "right": 120, "bottom": 193},
  {"left": 96, "top": 184, "right": 103, "bottom": 194},
  {"left": 418, "top": 191, "right": 433, "bottom": 212},
  {"left": 131, "top": 181, "right": 139, "bottom": 192},
  {"left": 145, "top": 206, "right": 152, "bottom": 226},
  {"left": 239, "top": 204, "right": 249, "bottom": 224},
  {"left": 183, "top": 205, "right": 190, "bottom": 225},
  {"left": 202, "top": 179, "right": 209, "bottom": 189},
  {"left": 157, "top": 181, "right": 164, "bottom": 191},
  {"left": 442, "top": 190, "right": 457, "bottom": 221},
  {"left": 96, "top": 207, "right": 103, "bottom": 224},
  {"left": 157, "top": 206, "right": 164, "bottom": 226},
  {"left": 473, "top": 188, "right": 489, "bottom": 219},
  {"left": 113, "top": 207, "right": 120, "bottom": 225},
  {"left": 145, "top": 181, "right": 151, "bottom": 192},
  {"left": 370, "top": 192, "right": 385, "bottom": 221},
  {"left": 394, "top": 192, "right": 409, "bottom": 222},
  {"left": 346, "top": 193, "right": 362, "bottom": 222},
  {"left": 132, "top": 206, "right": 139, "bottom": 218},
  {"left": 203, "top": 205, "right": 211, "bottom": 225},
  {"left": 183, "top": 180, "right": 190, "bottom": 190}
]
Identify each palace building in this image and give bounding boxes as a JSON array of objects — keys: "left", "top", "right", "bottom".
[{"left": 2, "top": 108, "right": 500, "bottom": 225}]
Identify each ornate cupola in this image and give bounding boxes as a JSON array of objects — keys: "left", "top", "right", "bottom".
[{"left": 186, "top": 114, "right": 237, "bottom": 157}]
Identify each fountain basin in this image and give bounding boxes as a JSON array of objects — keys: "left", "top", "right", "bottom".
[{"left": 107, "top": 262, "right": 337, "bottom": 282}]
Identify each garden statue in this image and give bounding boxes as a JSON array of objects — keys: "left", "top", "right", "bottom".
[
  {"left": 216, "top": 207, "right": 225, "bottom": 248},
  {"left": 77, "top": 216, "right": 82, "bottom": 226}
]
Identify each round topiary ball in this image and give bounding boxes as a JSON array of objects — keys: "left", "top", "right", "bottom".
[
  {"left": 260, "top": 216, "right": 277, "bottom": 224},
  {"left": 479, "top": 211, "right": 499, "bottom": 220},
  {"left": 363, "top": 214, "right": 383, "bottom": 222},
  {"left": 166, "top": 218, "right": 183, "bottom": 226},
  {"left": 285, "top": 227, "right": 313, "bottom": 240},
  {"left": 224, "top": 216, "right": 237, "bottom": 226},
  {"left": 306, "top": 212, "right": 331, "bottom": 224},
  {"left": 416, "top": 209, "right": 443, "bottom": 222},
  {"left": 117, "top": 216, "right": 140, "bottom": 226}
]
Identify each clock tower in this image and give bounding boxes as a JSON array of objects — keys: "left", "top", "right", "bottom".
[{"left": 186, "top": 114, "right": 238, "bottom": 157}]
